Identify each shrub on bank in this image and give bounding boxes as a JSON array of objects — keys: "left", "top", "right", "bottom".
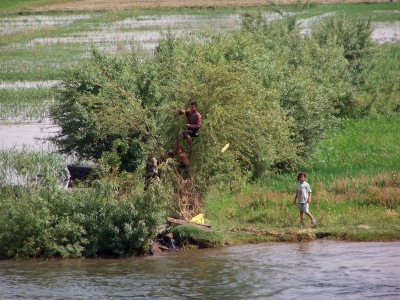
[{"left": 0, "top": 172, "right": 165, "bottom": 259}]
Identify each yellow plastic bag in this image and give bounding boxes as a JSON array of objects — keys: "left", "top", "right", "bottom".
[
  {"left": 190, "top": 213, "right": 204, "bottom": 224},
  {"left": 220, "top": 143, "right": 230, "bottom": 153}
]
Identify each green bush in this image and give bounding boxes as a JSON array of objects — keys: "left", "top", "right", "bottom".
[{"left": 0, "top": 161, "right": 166, "bottom": 258}]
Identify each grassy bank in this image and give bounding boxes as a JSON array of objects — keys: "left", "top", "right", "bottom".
[{"left": 175, "top": 116, "right": 400, "bottom": 247}]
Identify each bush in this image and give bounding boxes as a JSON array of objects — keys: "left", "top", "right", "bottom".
[{"left": 0, "top": 170, "right": 165, "bottom": 259}]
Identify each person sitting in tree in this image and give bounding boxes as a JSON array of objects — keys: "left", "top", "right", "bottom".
[{"left": 172, "top": 101, "right": 202, "bottom": 157}]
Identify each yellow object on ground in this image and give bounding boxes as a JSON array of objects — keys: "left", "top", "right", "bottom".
[
  {"left": 190, "top": 213, "right": 204, "bottom": 224},
  {"left": 220, "top": 143, "right": 230, "bottom": 153}
]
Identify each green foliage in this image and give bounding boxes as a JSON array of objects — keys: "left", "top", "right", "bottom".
[
  {"left": 370, "top": 44, "right": 400, "bottom": 114},
  {"left": 50, "top": 13, "right": 379, "bottom": 188},
  {"left": 312, "top": 14, "right": 377, "bottom": 117},
  {"left": 49, "top": 50, "right": 150, "bottom": 172},
  {"left": 0, "top": 177, "right": 165, "bottom": 259},
  {"left": 0, "top": 148, "right": 166, "bottom": 259}
]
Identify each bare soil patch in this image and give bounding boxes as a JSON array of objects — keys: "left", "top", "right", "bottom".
[{"left": 33, "top": 0, "right": 390, "bottom": 12}]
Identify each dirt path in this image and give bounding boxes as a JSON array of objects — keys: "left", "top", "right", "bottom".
[{"left": 34, "top": 0, "right": 390, "bottom": 12}]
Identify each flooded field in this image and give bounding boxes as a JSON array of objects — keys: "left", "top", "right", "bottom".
[
  {"left": 3, "top": 12, "right": 399, "bottom": 52},
  {"left": 0, "top": 15, "right": 92, "bottom": 35},
  {"left": 0, "top": 10, "right": 398, "bottom": 74},
  {"left": 0, "top": 120, "right": 57, "bottom": 150}
]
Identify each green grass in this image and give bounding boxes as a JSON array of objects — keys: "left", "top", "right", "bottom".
[
  {"left": 0, "top": 0, "right": 82, "bottom": 14},
  {"left": 201, "top": 115, "right": 400, "bottom": 244},
  {"left": 310, "top": 115, "right": 400, "bottom": 177},
  {"left": 284, "top": 2, "right": 400, "bottom": 22},
  {"left": 261, "top": 115, "right": 400, "bottom": 192}
]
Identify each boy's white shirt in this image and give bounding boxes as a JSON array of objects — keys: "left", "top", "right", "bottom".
[{"left": 296, "top": 181, "right": 312, "bottom": 203}]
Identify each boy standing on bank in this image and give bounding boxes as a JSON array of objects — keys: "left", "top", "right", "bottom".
[{"left": 294, "top": 172, "right": 316, "bottom": 227}]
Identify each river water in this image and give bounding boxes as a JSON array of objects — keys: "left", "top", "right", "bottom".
[{"left": 1, "top": 240, "right": 399, "bottom": 299}]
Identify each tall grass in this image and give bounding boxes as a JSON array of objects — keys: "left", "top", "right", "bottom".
[
  {"left": 263, "top": 115, "right": 400, "bottom": 192},
  {"left": 205, "top": 172, "right": 400, "bottom": 241}
]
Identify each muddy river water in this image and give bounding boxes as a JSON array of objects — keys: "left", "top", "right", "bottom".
[{"left": 1, "top": 240, "right": 399, "bottom": 299}]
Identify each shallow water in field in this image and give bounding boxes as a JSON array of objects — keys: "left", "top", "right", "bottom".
[
  {"left": 0, "top": 15, "right": 92, "bottom": 35},
  {"left": 0, "top": 240, "right": 399, "bottom": 299},
  {"left": 0, "top": 120, "right": 57, "bottom": 150},
  {"left": 2, "top": 11, "right": 399, "bottom": 52}
]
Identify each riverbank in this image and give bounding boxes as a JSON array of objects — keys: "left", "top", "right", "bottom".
[{"left": 163, "top": 116, "right": 400, "bottom": 252}]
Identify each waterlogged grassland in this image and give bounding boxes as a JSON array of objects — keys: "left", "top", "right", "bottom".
[
  {"left": 284, "top": 2, "right": 400, "bottom": 22},
  {"left": 1, "top": 2, "right": 400, "bottom": 81},
  {"left": 0, "top": 0, "right": 396, "bottom": 14},
  {"left": 0, "top": 88, "right": 55, "bottom": 120}
]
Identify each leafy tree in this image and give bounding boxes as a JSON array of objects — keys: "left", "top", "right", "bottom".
[{"left": 49, "top": 14, "right": 375, "bottom": 185}]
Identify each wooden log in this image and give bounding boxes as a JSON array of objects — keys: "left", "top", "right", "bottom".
[{"left": 166, "top": 217, "right": 212, "bottom": 229}]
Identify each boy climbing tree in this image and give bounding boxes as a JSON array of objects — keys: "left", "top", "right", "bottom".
[{"left": 170, "top": 101, "right": 202, "bottom": 157}]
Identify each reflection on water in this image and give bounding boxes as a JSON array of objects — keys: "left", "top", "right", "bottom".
[
  {"left": 0, "top": 120, "right": 58, "bottom": 150},
  {"left": 1, "top": 240, "right": 399, "bottom": 299},
  {"left": 0, "top": 80, "right": 60, "bottom": 89},
  {"left": 372, "top": 21, "right": 400, "bottom": 44}
]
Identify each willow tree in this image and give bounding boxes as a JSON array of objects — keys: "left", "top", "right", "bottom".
[{"left": 50, "top": 14, "right": 372, "bottom": 190}]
